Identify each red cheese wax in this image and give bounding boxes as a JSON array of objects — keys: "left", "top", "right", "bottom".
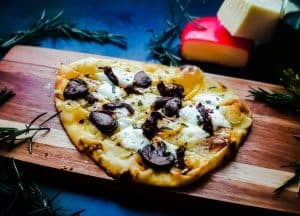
[{"left": 181, "top": 17, "right": 253, "bottom": 67}]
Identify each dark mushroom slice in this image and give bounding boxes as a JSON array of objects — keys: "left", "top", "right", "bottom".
[
  {"left": 84, "top": 92, "right": 98, "bottom": 104},
  {"left": 142, "top": 111, "right": 163, "bottom": 139},
  {"left": 139, "top": 141, "right": 175, "bottom": 170},
  {"left": 153, "top": 97, "right": 173, "bottom": 110},
  {"left": 124, "top": 85, "right": 142, "bottom": 95},
  {"left": 102, "top": 102, "right": 134, "bottom": 115},
  {"left": 157, "top": 81, "right": 184, "bottom": 98},
  {"left": 133, "top": 71, "right": 152, "bottom": 88},
  {"left": 89, "top": 110, "right": 118, "bottom": 134},
  {"left": 175, "top": 146, "right": 185, "bottom": 169},
  {"left": 196, "top": 103, "right": 213, "bottom": 135},
  {"left": 163, "top": 97, "right": 182, "bottom": 117},
  {"left": 100, "top": 66, "right": 119, "bottom": 86},
  {"left": 63, "top": 78, "right": 88, "bottom": 100}
]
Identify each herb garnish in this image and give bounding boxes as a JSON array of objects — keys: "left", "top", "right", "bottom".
[
  {"left": 147, "top": 0, "right": 195, "bottom": 66},
  {"left": 0, "top": 159, "right": 84, "bottom": 216},
  {"left": 138, "top": 100, "right": 143, "bottom": 106},
  {"left": 0, "top": 112, "right": 59, "bottom": 154},
  {"left": 0, "top": 10, "right": 127, "bottom": 55},
  {"left": 250, "top": 67, "right": 300, "bottom": 195},
  {"left": 180, "top": 122, "right": 188, "bottom": 127},
  {"left": 0, "top": 87, "right": 15, "bottom": 106},
  {"left": 249, "top": 87, "right": 299, "bottom": 109},
  {"left": 249, "top": 68, "right": 300, "bottom": 111},
  {"left": 160, "top": 126, "right": 173, "bottom": 130}
]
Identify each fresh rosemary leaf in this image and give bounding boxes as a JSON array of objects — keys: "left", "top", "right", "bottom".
[
  {"left": 280, "top": 68, "right": 300, "bottom": 97},
  {"left": 0, "top": 159, "right": 84, "bottom": 216},
  {"left": 248, "top": 87, "right": 299, "bottom": 109},
  {"left": 0, "top": 10, "right": 127, "bottom": 54},
  {"left": 0, "top": 112, "right": 59, "bottom": 154},
  {"left": 0, "top": 87, "right": 15, "bottom": 106}
]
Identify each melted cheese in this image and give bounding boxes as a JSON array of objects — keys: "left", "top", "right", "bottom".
[
  {"left": 96, "top": 72, "right": 112, "bottom": 84},
  {"left": 179, "top": 106, "right": 199, "bottom": 126},
  {"left": 181, "top": 125, "right": 209, "bottom": 144},
  {"left": 194, "top": 93, "right": 222, "bottom": 106},
  {"left": 125, "top": 93, "right": 157, "bottom": 109},
  {"left": 193, "top": 93, "right": 231, "bottom": 130},
  {"left": 210, "top": 109, "right": 231, "bottom": 130},
  {"left": 118, "top": 127, "right": 150, "bottom": 151},
  {"left": 118, "top": 117, "right": 133, "bottom": 130},
  {"left": 114, "top": 68, "right": 135, "bottom": 87},
  {"left": 94, "top": 82, "right": 125, "bottom": 101}
]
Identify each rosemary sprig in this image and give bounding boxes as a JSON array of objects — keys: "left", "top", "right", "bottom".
[
  {"left": 148, "top": 21, "right": 182, "bottom": 66},
  {"left": 281, "top": 68, "right": 300, "bottom": 97},
  {"left": 147, "top": 0, "right": 197, "bottom": 66},
  {"left": 0, "top": 87, "right": 15, "bottom": 106},
  {"left": 248, "top": 87, "right": 300, "bottom": 109},
  {"left": 0, "top": 159, "right": 84, "bottom": 216},
  {"left": 274, "top": 160, "right": 300, "bottom": 196},
  {"left": 0, "top": 112, "right": 60, "bottom": 154},
  {"left": 0, "top": 10, "right": 127, "bottom": 54}
]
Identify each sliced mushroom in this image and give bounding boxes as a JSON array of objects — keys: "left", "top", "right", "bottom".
[
  {"left": 175, "top": 146, "right": 185, "bottom": 169},
  {"left": 153, "top": 97, "right": 173, "bottom": 110},
  {"left": 102, "top": 102, "right": 134, "bottom": 115},
  {"left": 139, "top": 141, "right": 175, "bottom": 170},
  {"left": 142, "top": 111, "right": 163, "bottom": 139},
  {"left": 84, "top": 92, "right": 98, "bottom": 104},
  {"left": 124, "top": 85, "right": 141, "bottom": 95},
  {"left": 196, "top": 103, "right": 213, "bottom": 135},
  {"left": 157, "top": 81, "right": 184, "bottom": 98},
  {"left": 163, "top": 97, "right": 182, "bottom": 117},
  {"left": 63, "top": 78, "right": 88, "bottom": 100},
  {"left": 89, "top": 110, "right": 118, "bottom": 134},
  {"left": 133, "top": 71, "right": 152, "bottom": 88},
  {"left": 100, "top": 66, "right": 119, "bottom": 86}
]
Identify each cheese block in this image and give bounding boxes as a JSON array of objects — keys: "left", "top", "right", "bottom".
[
  {"left": 180, "top": 17, "right": 253, "bottom": 67},
  {"left": 217, "top": 0, "right": 283, "bottom": 41}
]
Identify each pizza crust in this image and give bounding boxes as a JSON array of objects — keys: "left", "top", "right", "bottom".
[{"left": 54, "top": 57, "right": 252, "bottom": 187}]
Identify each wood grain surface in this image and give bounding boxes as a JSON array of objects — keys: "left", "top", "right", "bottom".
[{"left": 0, "top": 46, "right": 299, "bottom": 214}]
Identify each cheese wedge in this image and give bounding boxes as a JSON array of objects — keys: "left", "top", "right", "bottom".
[
  {"left": 217, "top": 0, "right": 283, "bottom": 41},
  {"left": 180, "top": 17, "right": 253, "bottom": 67}
]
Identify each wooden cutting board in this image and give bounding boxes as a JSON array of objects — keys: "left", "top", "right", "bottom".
[{"left": 0, "top": 45, "right": 299, "bottom": 214}]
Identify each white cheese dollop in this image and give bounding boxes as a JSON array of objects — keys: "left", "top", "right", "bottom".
[
  {"left": 113, "top": 68, "right": 135, "bottom": 87},
  {"left": 181, "top": 125, "right": 209, "bottom": 144},
  {"left": 193, "top": 93, "right": 231, "bottom": 130},
  {"left": 179, "top": 106, "right": 199, "bottom": 126},
  {"left": 118, "top": 127, "right": 150, "bottom": 151},
  {"left": 94, "top": 82, "right": 125, "bottom": 101}
]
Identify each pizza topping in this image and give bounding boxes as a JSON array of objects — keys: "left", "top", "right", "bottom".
[
  {"left": 118, "top": 127, "right": 150, "bottom": 150},
  {"left": 175, "top": 146, "right": 186, "bottom": 169},
  {"left": 157, "top": 81, "right": 184, "bottom": 98},
  {"left": 180, "top": 126, "right": 209, "bottom": 144},
  {"left": 163, "top": 97, "right": 182, "bottom": 117},
  {"left": 139, "top": 141, "right": 175, "bottom": 170},
  {"left": 63, "top": 78, "right": 88, "bottom": 100},
  {"left": 153, "top": 97, "right": 172, "bottom": 110},
  {"left": 124, "top": 85, "right": 141, "bottom": 95},
  {"left": 133, "top": 71, "right": 152, "bottom": 88},
  {"left": 89, "top": 110, "right": 118, "bottom": 134},
  {"left": 84, "top": 92, "right": 98, "bottom": 104},
  {"left": 95, "top": 82, "right": 125, "bottom": 101},
  {"left": 142, "top": 111, "right": 163, "bottom": 139},
  {"left": 196, "top": 103, "right": 213, "bottom": 135},
  {"left": 101, "top": 66, "right": 119, "bottom": 86},
  {"left": 103, "top": 102, "right": 134, "bottom": 115}
]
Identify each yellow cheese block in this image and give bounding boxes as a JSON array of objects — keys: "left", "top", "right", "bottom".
[{"left": 217, "top": 0, "right": 283, "bottom": 41}]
